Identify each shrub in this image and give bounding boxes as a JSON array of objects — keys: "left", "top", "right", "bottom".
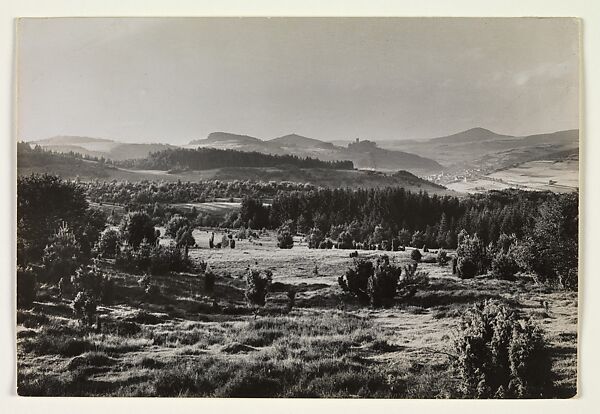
[
  {"left": 165, "top": 214, "right": 190, "bottom": 238},
  {"left": 367, "top": 256, "right": 402, "bottom": 307},
  {"left": 277, "top": 223, "right": 294, "bottom": 249},
  {"left": 411, "top": 231, "right": 425, "bottom": 248},
  {"left": 236, "top": 227, "right": 248, "bottom": 239},
  {"left": 457, "top": 257, "right": 477, "bottom": 279},
  {"left": 397, "top": 262, "right": 429, "bottom": 299},
  {"left": 151, "top": 246, "right": 191, "bottom": 274},
  {"left": 411, "top": 249, "right": 422, "bottom": 262},
  {"left": 17, "top": 266, "right": 37, "bottom": 309},
  {"left": 456, "top": 232, "right": 489, "bottom": 276},
  {"left": 41, "top": 223, "right": 80, "bottom": 283},
  {"left": 175, "top": 227, "right": 195, "bottom": 251},
  {"left": 340, "top": 256, "right": 425, "bottom": 307},
  {"left": 491, "top": 252, "right": 519, "bottom": 280},
  {"left": 71, "top": 264, "right": 115, "bottom": 305},
  {"left": 337, "top": 231, "right": 354, "bottom": 250},
  {"left": 245, "top": 269, "right": 272, "bottom": 306},
  {"left": 72, "top": 291, "right": 97, "bottom": 326},
  {"left": 115, "top": 244, "right": 191, "bottom": 275},
  {"left": 319, "top": 239, "right": 334, "bottom": 249},
  {"left": 453, "top": 301, "right": 553, "bottom": 398},
  {"left": 119, "top": 211, "right": 157, "bottom": 248},
  {"left": 307, "top": 227, "right": 324, "bottom": 249},
  {"left": 436, "top": 250, "right": 449, "bottom": 266},
  {"left": 97, "top": 228, "right": 120, "bottom": 258},
  {"left": 338, "top": 258, "right": 374, "bottom": 304}
]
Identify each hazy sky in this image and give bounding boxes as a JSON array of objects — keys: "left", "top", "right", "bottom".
[{"left": 17, "top": 17, "right": 579, "bottom": 145}]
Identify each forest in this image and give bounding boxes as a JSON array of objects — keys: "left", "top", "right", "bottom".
[{"left": 117, "top": 147, "right": 355, "bottom": 170}]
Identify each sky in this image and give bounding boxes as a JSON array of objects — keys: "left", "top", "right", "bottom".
[{"left": 17, "top": 17, "right": 580, "bottom": 145}]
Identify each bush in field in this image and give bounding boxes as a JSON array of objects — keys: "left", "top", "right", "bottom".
[
  {"left": 71, "top": 264, "right": 115, "bottom": 305},
  {"left": 397, "top": 228, "right": 412, "bottom": 247},
  {"left": 453, "top": 300, "right": 553, "bottom": 398},
  {"left": 17, "top": 266, "right": 37, "bottom": 309},
  {"left": 277, "top": 222, "right": 294, "bottom": 249},
  {"left": 165, "top": 214, "right": 190, "bottom": 238},
  {"left": 397, "top": 262, "right": 429, "bottom": 299},
  {"left": 491, "top": 252, "right": 519, "bottom": 280},
  {"left": 367, "top": 256, "right": 402, "bottom": 307},
  {"left": 245, "top": 269, "right": 273, "bottom": 306},
  {"left": 456, "top": 232, "right": 489, "bottom": 277},
  {"left": 41, "top": 223, "right": 80, "bottom": 283},
  {"left": 436, "top": 249, "right": 449, "bottom": 266},
  {"left": 340, "top": 256, "right": 427, "bottom": 307},
  {"left": 72, "top": 291, "right": 97, "bottom": 326},
  {"left": 337, "top": 231, "right": 354, "bottom": 249},
  {"left": 457, "top": 257, "right": 477, "bottom": 279},
  {"left": 119, "top": 211, "right": 157, "bottom": 248},
  {"left": 411, "top": 230, "right": 425, "bottom": 248},
  {"left": 319, "top": 239, "right": 334, "bottom": 249},
  {"left": 148, "top": 246, "right": 191, "bottom": 275},
  {"left": 115, "top": 243, "right": 191, "bottom": 275},
  {"left": 97, "top": 228, "right": 120, "bottom": 258},
  {"left": 236, "top": 227, "right": 248, "bottom": 240},
  {"left": 175, "top": 226, "right": 195, "bottom": 248},
  {"left": 338, "top": 258, "right": 374, "bottom": 304},
  {"left": 307, "top": 227, "right": 324, "bottom": 249},
  {"left": 411, "top": 249, "right": 422, "bottom": 262}
]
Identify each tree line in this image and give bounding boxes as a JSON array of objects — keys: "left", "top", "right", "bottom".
[{"left": 117, "top": 147, "right": 354, "bottom": 170}]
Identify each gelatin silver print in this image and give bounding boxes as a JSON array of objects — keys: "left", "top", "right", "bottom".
[{"left": 16, "top": 17, "right": 579, "bottom": 398}]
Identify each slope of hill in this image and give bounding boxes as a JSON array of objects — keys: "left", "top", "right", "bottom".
[
  {"left": 269, "top": 133, "right": 336, "bottom": 150},
  {"left": 187, "top": 132, "right": 443, "bottom": 175},
  {"left": 382, "top": 128, "right": 579, "bottom": 173},
  {"left": 343, "top": 139, "right": 443, "bottom": 173},
  {"left": 28, "top": 136, "right": 177, "bottom": 161},
  {"left": 428, "top": 127, "right": 514, "bottom": 144},
  {"left": 17, "top": 143, "right": 449, "bottom": 193}
]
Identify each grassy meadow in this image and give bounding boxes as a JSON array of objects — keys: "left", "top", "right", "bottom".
[{"left": 16, "top": 231, "right": 578, "bottom": 398}]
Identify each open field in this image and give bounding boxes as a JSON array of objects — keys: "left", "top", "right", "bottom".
[
  {"left": 17, "top": 231, "right": 577, "bottom": 397},
  {"left": 446, "top": 159, "right": 579, "bottom": 193}
]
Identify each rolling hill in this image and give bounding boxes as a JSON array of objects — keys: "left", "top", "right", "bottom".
[
  {"left": 381, "top": 128, "right": 579, "bottom": 173},
  {"left": 17, "top": 142, "right": 449, "bottom": 193},
  {"left": 28, "top": 136, "right": 177, "bottom": 161},
  {"left": 187, "top": 132, "right": 444, "bottom": 175}
]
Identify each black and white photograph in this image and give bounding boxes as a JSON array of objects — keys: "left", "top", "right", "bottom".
[{"left": 15, "top": 16, "right": 580, "bottom": 398}]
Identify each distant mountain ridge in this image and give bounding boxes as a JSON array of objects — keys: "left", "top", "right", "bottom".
[
  {"left": 28, "top": 135, "right": 177, "bottom": 161},
  {"left": 379, "top": 128, "right": 579, "bottom": 173},
  {"left": 187, "top": 132, "right": 444, "bottom": 175},
  {"left": 25, "top": 127, "right": 577, "bottom": 178},
  {"left": 428, "top": 127, "right": 514, "bottom": 144},
  {"left": 269, "top": 133, "right": 336, "bottom": 150}
]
